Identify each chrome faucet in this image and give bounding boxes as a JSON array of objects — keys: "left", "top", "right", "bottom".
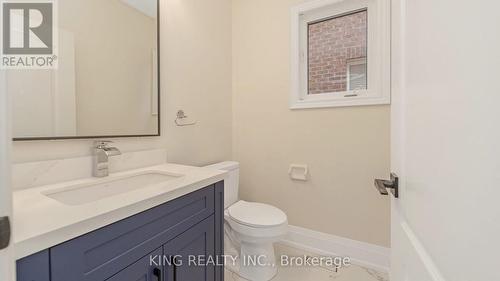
[{"left": 93, "top": 141, "right": 122, "bottom": 177}]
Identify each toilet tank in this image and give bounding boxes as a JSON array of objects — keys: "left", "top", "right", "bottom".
[{"left": 205, "top": 161, "right": 239, "bottom": 209}]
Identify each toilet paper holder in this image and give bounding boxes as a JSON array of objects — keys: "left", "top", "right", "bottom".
[{"left": 288, "top": 164, "right": 309, "bottom": 181}]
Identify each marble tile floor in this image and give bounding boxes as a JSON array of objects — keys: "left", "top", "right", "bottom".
[{"left": 224, "top": 243, "right": 389, "bottom": 281}]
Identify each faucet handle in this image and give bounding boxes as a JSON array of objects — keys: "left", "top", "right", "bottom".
[{"left": 94, "top": 140, "right": 114, "bottom": 149}]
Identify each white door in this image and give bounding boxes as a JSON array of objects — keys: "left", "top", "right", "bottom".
[
  {"left": 390, "top": 0, "right": 500, "bottom": 280},
  {"left": 0, "top": 70, "right": 13, "bottom": 281}
]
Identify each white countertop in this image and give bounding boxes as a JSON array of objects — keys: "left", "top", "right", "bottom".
[{"left": 13, "top": 163, "right": 227, "bottom": 260}]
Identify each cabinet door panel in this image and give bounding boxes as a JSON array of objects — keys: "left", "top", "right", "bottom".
[
  {"left": 16, "top": 250, "right": 50, "bottom": 281},
  {"left": 107, "top": 248, "right": 162, "bottom": 281},
  {"left": 164, "top": 216, "right": 215, "bottom": 281}
]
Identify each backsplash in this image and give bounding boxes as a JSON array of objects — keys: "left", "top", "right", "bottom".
[{"left": 12, "top": 149, "right": 167, "bottom": 190}]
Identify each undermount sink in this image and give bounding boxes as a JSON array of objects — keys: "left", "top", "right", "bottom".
[{"left": 43, "top": 171, "right": 184, "bottom": 206}]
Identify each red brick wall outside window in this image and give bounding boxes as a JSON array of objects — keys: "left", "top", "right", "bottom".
[{"left": 308, "top": 10, "right": 367, "bottom": 94}]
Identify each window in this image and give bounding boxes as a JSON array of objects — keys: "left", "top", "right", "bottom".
[
  {"left": 347, "top": 58, "right": 368, "bottom": 91},
  {"left": 308, "top": 10, "right": 367, "bottom": 94},
  {"left": 290, "top": 0, "right": 390, "bottom": 109}
]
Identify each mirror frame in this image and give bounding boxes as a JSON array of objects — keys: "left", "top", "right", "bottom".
[{"left": 13, "top": 0, "right": 161, "bottom": 141}]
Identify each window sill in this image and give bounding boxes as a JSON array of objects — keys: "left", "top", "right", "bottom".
[{"left": 290, "top": 95, "right": 390, "bottom": 109}]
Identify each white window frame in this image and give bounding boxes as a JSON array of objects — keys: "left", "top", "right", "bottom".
[
  {"left": 290, "top": 0, "right": 390, "bottom": 109},
  {"left": 346, "top": 57, "right": 367, "bottom": 91}
]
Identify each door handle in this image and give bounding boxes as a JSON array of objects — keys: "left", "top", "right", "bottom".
[
  {"left": 374, "top": 173, "right": 399, "bottom": 198},
  {"left": 153, "top": 267, "right": 162, "bottom": 281},
  {"left": 0, "top": 216, "right": 10, "bottom": 250}
]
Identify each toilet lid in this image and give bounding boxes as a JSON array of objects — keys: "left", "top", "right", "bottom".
[{"left": 228, "top": 201, "right": 287, "bottom": 228}]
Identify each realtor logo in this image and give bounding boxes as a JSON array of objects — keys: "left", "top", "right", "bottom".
[{"left": 1, "top": 0, "right": 57, "bottom": 69}]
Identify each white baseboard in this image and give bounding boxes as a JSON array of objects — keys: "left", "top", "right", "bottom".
[{"left": 280, "top": 225, "right": 390, "bottom": 272}]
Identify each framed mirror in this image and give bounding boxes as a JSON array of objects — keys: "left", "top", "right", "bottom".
[{"left": 9, "top": 0, "right": 160, "bottom": 141}]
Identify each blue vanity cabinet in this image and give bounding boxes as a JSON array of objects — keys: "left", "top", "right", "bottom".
[
  {"left": 213, "top": 181, "right": 224, "bottom": 281},
  {"left": 16, "top": 250, "right": 50, "bottom": 281},
  {"left": 107, "top": 247, "right": 163, "bottom": 281},
  {"left": 163, "top": 215, "right": 215, "bottom": 281},
  {"left": 16, "top": 182, "right": 224, "bottom": 281}
]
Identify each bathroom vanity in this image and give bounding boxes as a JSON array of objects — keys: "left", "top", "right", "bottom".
[{"left": 13, "top": 164, "right": 226, "bottom": 281}]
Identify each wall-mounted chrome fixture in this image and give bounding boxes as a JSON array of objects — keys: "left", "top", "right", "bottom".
[{"left": 175, "top": 110, "right": 197, "bottom": 127}]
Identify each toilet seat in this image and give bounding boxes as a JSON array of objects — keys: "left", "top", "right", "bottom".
[
  {"left": 228, "top": 201, "right": 287, "bottom": 228},
  {"left": 225, "top": 201, "right": 288, "bottom": 240}
]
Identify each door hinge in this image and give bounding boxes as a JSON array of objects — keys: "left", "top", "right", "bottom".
[
  {"left": 374, "top": 173, "right": 399, "bottom": 198},
  {"left": 0, "top": 216, "right": 11, "bottom": 250}
]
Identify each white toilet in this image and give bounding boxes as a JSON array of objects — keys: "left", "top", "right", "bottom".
[{"left": 206, "top": 161, "right": 288, "bottom": 281}]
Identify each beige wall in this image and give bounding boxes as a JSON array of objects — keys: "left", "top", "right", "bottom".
[
  {"left": 11, "top": 0, "right": 232, "bottom": 166},
  {"left": 232, "top": 0, "right": 391, "bottom": 247},
  {"left": 163, "top": 0, "right": 233, "bottom": 166}
]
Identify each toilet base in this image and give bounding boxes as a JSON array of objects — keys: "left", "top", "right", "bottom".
[{"left": 238, "top": 241, "right": 278, "bottom": 281}]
